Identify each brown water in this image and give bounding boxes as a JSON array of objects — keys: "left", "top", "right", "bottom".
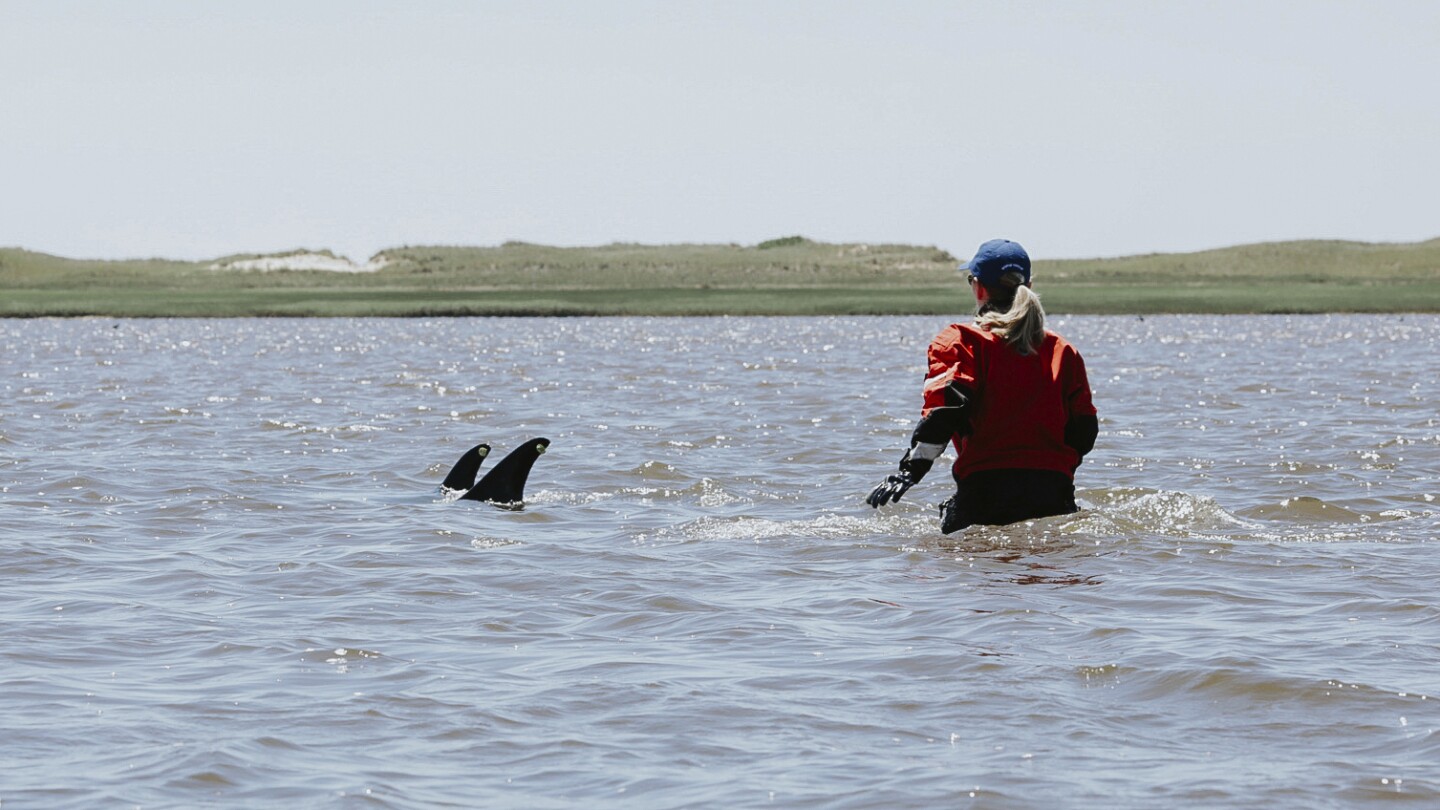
[{"left": 3, "top": 315, "right": 1437, "bottom": 808}]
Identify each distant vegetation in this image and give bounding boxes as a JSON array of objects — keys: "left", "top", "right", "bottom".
[
  {"left": 756, "top": 235, "right": 811, "bottom": 249},
  {"left": 1, "top": 237, "right": 1437, "bottom": 316}
]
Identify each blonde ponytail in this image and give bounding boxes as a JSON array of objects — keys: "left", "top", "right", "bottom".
[{"left": 975, "top": 271, "right": 1047, "bottom": 355}]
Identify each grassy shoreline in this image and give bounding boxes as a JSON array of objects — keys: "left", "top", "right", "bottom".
[{"left": 3, "top": 238, "right": 1437, "bottom": 316}]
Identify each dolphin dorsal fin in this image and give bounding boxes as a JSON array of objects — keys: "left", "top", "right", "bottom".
[{"left": 441, "top": 443, "right": 490, "bottom": 492}]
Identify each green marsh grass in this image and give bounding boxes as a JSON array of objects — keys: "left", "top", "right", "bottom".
[{"left": 2, "top": 237, "right": 1436, "bottom": 317}]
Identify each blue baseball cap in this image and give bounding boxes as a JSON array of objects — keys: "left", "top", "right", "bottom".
[{"left": 959, "top": 239, "right": 1031, "bottom": 287}]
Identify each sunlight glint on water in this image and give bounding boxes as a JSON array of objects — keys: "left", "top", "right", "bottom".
[{"left": 2, "top": 315, "right": 1437, "bottom": 808}]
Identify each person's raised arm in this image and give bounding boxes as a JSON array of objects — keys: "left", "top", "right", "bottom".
[{"left": 868, "top": 327, "right": 978, "bottom": 508}]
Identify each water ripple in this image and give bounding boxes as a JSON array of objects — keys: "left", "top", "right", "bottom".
[{"left": 2, "top": 315, "right": 1438, "bottom": 808}]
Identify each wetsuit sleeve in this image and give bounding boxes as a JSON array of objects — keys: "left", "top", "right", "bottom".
[
  {"left": 906, "top": 326, "right": 977, "bottom": 467},
  {"left": 1062, "top": 346, "right": 1098, "bottom": 461},
  {"left": 871, "top": 325, "right": 980, "bottom": 503},
  {"left": 922, "top": 325, "right": 977, "bottom": 417}
]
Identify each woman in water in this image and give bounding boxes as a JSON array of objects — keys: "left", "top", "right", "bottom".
[{"left": 867, "top": 239, "right": 1098, "bottom": 533}]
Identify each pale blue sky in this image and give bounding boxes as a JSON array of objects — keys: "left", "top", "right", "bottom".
[{"left": 2, "top": 0, "right": 1436, "bottom": 262}]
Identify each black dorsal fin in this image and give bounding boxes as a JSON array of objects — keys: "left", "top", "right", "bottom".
[
  {"left": 441, "top": 443, "right": 490, "bottom": 492},
  {"left": 461, "top": 438, "right": 550, "bottom": 504}
]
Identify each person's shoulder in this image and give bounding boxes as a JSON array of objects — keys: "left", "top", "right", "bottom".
[
  {"left": 931, "top": 322, "right": 986, "bottom": 350},
  {"left": 930, "top": 321, "right": 963, "bottom": 345},
  {"left": 1043, "top": 329, "right": 1086, "bottom": 359},
  {"left": 1043, "top": 327, "right": 1073, "bottom": 348}
]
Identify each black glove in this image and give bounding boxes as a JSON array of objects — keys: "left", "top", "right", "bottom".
[
  {"left": 867, "top": 470, "right": 915, "bottom": 507},
  {"left": 866, "top": 452, "right": 934, "bottom": 508}
]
